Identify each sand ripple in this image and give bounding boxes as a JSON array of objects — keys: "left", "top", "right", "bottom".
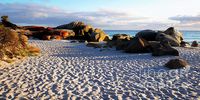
[{"left": 0, "top": 40, "right": 199, "bottom": 99}]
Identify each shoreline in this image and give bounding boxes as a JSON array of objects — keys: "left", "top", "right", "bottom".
[{"left": 104, "top": 30, "right": 200, "bottom": 43}]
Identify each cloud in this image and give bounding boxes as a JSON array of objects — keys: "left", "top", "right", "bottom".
[
  {"left": 0, "top": 3, "right": 199, "bottom": 30},
  {"left": 169, "top": 15, "right": 200, "bottom": 30},
  {"left": 170, "top": 15, "right": 200, "bottom": 23},
  {"left": 0, "top": 3, "right": 80, "bottom": 25}
]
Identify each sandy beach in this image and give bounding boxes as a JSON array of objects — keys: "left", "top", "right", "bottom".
[{"left": 0, "top": 40, "right": 199, "bottom": 99}]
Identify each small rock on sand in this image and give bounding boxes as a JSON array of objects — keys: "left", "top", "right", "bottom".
[{"left": 165, "top": 59, "right": 189, "bottom": 69}]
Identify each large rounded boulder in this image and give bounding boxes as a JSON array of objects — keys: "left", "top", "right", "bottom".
[
  {"left": 83, "top": 25, "right": 93, "bottom": 33},
  {"left": 165, "top": 59, "right": 189, "bottom": 69},
  {"left": 164, "top": 27, "right": 183, "bottom": 44},
  {"left": 151, "top": 40, "right": 179, "bottom": 56},
  {"left": 56, "top": 21, "right": 85, "bottom": 29},
  {"left": 135, "top": 30, "right": 158, "bottom": 41},
  {"left": 125, "top": 37, "right": 150, "bottom": 53},
  {"left": 55, "top": 21, "right": 86, "bottom": 36},
  {"left": 191, "top": 41, "right": 199, "bottom": 47},
  {"left": 90, "top": 28, "right": 110, "bottom": 42},
  {"left": 112, "top": 34, "right": 131, "bottom": 41},
  {"left": 107, "top": 34, "right": 131, "bottom": 48},
  {"left": 115, "top": 39, "right": 130, "bottom": 50},
  {"left": 156, "top": 33, "right": 180, "bottom": 46}
]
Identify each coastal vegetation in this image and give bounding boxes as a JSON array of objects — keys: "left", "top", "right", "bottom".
[{"left": 0, "top": 17, "right": 40, "bottom": 63}]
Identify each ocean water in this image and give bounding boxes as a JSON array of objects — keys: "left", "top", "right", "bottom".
[{"left": 104, "top": 30, "right": 200, "bottom": 42}]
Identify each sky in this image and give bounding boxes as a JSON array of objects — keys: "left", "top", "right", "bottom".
[{"left": 0, "top": 0, "right": 200, "bottom": 30}]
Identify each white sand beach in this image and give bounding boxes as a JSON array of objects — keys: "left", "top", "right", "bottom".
[{"left": 0, "top": 40, "right": 199, "bottom": 99}]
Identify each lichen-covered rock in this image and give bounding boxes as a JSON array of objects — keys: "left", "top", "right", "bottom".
[
  {"left": 42, "top": 35, "right": 51, "bottom": 40},
  {"left": 83, "top": 25, "right": 93, "bottom": 33},
  {"left": 165, "top": 59, "right": 189, "bottom": 69},
  {"left": 136, "top": 30, "right": 158, "bottom": 41},
  {"left": 52, "top": 29, "right": 75, "bottom": 39},
  {"left": 53, "top": 35, "right": 62, "bottom": 40},
  {"left": 56, "top": 22, "right": 109, "bottom": 42},
  {"left": 23, "top": 27, "right": 75, "bottom": 40},
  {"left": 90, "top": 28, "right": 110, "bottom": 42}
]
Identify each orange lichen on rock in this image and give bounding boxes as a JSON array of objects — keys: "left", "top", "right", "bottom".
[
  {"left": 60, "top": 31, "right": 69, "bottom": 38},
  {"left": 43, "top": 35, "right": 51, "bottom": 40},
  {"left": 54, "top": 35, "right": 62, "bottom": 40}
]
